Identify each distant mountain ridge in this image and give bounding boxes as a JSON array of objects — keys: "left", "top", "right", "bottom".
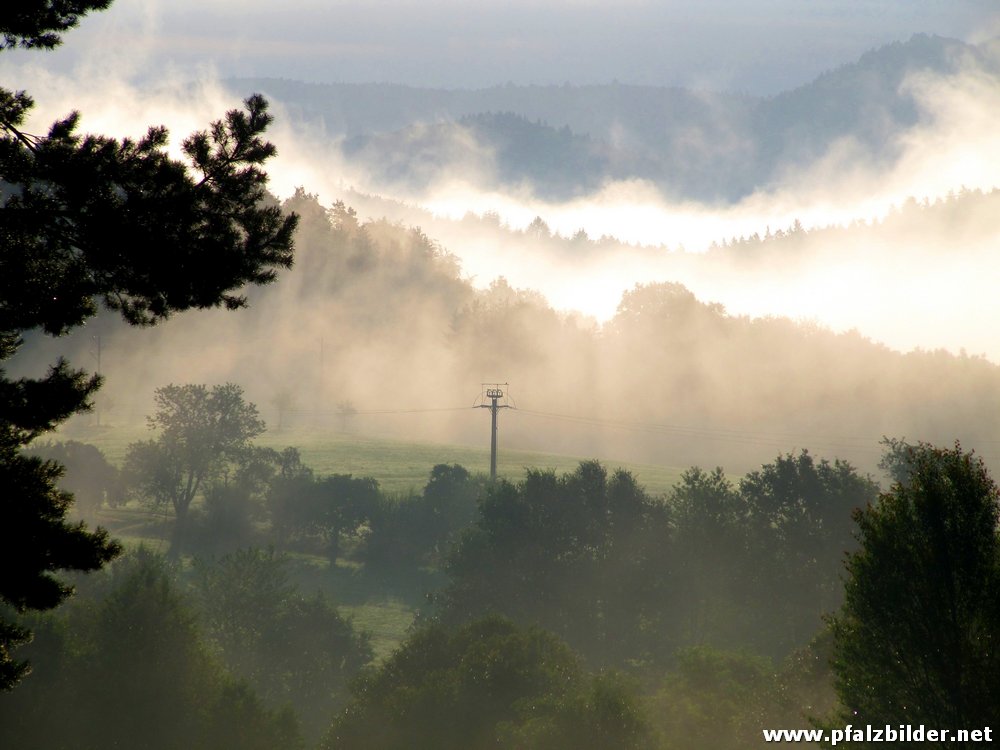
[{"left": 226, "top": 34, "right": 998, "bottom": 201}]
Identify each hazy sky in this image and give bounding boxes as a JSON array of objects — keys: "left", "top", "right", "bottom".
[{"left": 12, "top": 0, "right": 999, "bottom": 93}]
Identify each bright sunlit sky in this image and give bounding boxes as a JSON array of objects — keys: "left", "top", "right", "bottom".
[{"left": 10, "top": 0, "right": 999, "bottom": 93}]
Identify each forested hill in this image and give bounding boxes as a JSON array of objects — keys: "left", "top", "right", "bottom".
[
  {"left": 226, "top": 34, "right": 997, "bottom": 200},
  {"left": 15, "top": 190, "right": 1000, "bottom": 475},
  {"left": 754, "top": 33, "right": 999, "bottom": 167},
  {"left": 340, "top": 113, "right": 613, "bottom": 199}
]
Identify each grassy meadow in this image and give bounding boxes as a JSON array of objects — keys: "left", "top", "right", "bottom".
[{"left": 58, "top": 422, "right": 688, "bottom": 495}]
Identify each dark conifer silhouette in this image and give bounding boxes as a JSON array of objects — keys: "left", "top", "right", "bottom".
[{"left": 0, "top": 3, "right": 297, "bottom": 688}]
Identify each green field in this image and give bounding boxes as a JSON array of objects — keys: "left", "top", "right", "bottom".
[{"left": 58, "top": 423, "right": 687, "bottom": 495}]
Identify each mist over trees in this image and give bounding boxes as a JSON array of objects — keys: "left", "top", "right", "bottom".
[
  {"left": 438, "top": 453, "right": 877, "bottom": 665},
  {"left": 5, "top": 3, "right": 1000, "bottom": 749},
  {"left": 0, "top": 547, "right": 369, "bottom": 748},
  {"left": 325, "top": 616, "right": 655, "bottom": 750},
  {"left": 0, "top": 431, "right": 973, "bottom": 747},
  {"left": 16, "top": 185, "right": 1000, "bottom": 482},
  {"left": 231, "top": 33, "right": 998, "bottom": 201},
  {"left": 194, "top": 547, "right": 373, "bottom": 743},
  {"left": 5, "top": 368, "right": 998, "bottom": 748}
]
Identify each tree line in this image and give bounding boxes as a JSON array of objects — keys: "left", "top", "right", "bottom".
[{"left": 11, "top": 380, "right": 1000, "bottom": 748}]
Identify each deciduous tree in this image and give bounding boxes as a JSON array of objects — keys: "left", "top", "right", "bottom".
[
  {"left": 829, "top": 442, "right": 1000, "bottom": 736},
  {"left": 0, "top": 548, "right": 304, "bottom": 749},
  {"left": 324, "top": 615, "right": 653, "bottom": 750},
  {"left": 194, "top": 547, "right": 372, "bottom": 742},
  {"left": 124, "top": 383, "right": 266, "bottom": 557},
  {"left": 740, "top": 451, "right": 877, "bottom": 653},
  {"left": 440, "top": 461, "right": 674, "bottom": 667}
]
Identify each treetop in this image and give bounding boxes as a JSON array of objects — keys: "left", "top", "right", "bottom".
[{"left": 0, "top": 1, "right": 113, "bottom": 51}]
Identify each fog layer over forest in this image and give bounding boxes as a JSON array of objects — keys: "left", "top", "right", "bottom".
[
  {"left": 8, "top": 3, "right": 1000, "bottom": 749},
  {"left": 7, "top": 32, "right": 1000, "bottom": 475}
]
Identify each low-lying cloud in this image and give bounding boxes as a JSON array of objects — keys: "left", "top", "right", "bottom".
[{"left": 7, "top": 16, "right": 1000, "bottom": 481}]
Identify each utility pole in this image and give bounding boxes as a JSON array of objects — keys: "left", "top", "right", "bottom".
[{"left": 477, "top": 383, "right": 511, "bottom": 481}]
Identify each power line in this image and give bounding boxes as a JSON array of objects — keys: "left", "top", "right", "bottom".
[
  {"left": 511, "top": 408, "right": 888, "bottom": 456},
  {"left": 510, "top": 410, "right": 1000, "bottom": 462},
  {"left": 285, "top": 404, "right": 953, "bottom": 451},
  {"left": 262, "top": 401, "right": 1000, "bottom": 462},
  {"left": 286, "top": 406, "right": 472, "bottom": 417}
]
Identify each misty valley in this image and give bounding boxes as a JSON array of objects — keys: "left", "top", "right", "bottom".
[{"left": 4, "top": 6, "right": 1000, "bottom": 750}]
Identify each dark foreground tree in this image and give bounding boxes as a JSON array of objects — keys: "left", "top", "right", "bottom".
[
  {"left": 0, "top": 2, "right": 112, "bottom": 50},
  {"left": 829, "top": 442, "right": 1000, "bottom": 739},
  {"left": 1, "top": 4, "right": 297, "bottom": 687}
]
